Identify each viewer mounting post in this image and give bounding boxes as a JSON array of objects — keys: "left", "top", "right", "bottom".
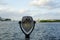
[{"left": 19, "top": 16, "right": 36, "bottom": 40}]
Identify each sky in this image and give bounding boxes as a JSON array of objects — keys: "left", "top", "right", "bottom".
[{"left": 0, "top": 0, "right": 60, "bottom": 20}]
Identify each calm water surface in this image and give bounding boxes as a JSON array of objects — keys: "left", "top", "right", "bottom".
[{"left": 0, "top": 21, "right": 60, "bottom": 40}]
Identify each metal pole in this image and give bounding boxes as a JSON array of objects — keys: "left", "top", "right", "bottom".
[{"left": 25, "top": 34, "right": 30, "bottom": 40}]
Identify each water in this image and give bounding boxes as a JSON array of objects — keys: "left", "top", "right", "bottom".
[{"left": 0, "top": 21, "right": 60, "bottom": 40}]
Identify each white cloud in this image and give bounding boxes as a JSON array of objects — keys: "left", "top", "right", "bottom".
[
  {"left": 30, "top": 0, "right": 51, "bottom": 6},
  {"left": 19, "top": 9, "right": 27, "bottom": 13},
  {"left": 0, "top": 6, "right": 28, "bottom": 14},
  {"left": 0, "top": 6, "right": 29, "bottom": 20},
  {"left": 31, "top": 0, "right": 51, "bottom": 6},
  {"left": 0, "top": 0, "right": 7, "bottom": 5},
  {"left": 29, "top": 0, "right": 60, "bottom": 19},
  {"left": 30, "top": 0, "right": 58, "bottom": 9},
  {"left": 0, "top": 6, "right": 16, "bottom": 12},
  {"left": 0, "top": 0, "right": 60, "bottom": 20}
]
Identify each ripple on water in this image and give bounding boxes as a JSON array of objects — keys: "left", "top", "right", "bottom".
[{"left": 0, "top": 22, "right": 60, "bottom": 40}]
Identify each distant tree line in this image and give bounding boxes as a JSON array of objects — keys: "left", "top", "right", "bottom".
[
  {"left": 40, "top": 20, "right": 60, "bottom": 22},
  {"left": 0, "top": 17, "right": 11, "bottom": 21}
]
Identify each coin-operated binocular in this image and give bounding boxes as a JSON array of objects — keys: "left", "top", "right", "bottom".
[{"left": 19, "top": 16, "right": 36, "bottom": 40}]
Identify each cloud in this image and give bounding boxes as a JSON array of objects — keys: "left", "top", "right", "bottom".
[
  {"left": 33, "top": 13, "right": 60, "bottom": 20},
  {"left": 30, "top": 0, "right": 50, "bottom": 6},
  {"left": 0, "top": 0, "right": 60, "bottom": 20},
  {"left": 0, "top": 0, "right": 7, "bottom": 5},
  {"left": 30, "top": 0, "right": 60, "bottom": 9},
  {"left": 29, "top": 0, "right": 60, "bottom": 20},
  {"left": 0, "top": 6, "right": 30, "bottom": 20},
  {"left": 0, "top": 6, "right": 27, "bottom": 14},
  {"left": 0, "top": 6, "right": 17, "bottom": 13},
  {"left": 0, "top": 6, "right": 29, "bottom": 18},
  {"left": 19, "top": 9, "right": 28, "bottom": 13}
]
